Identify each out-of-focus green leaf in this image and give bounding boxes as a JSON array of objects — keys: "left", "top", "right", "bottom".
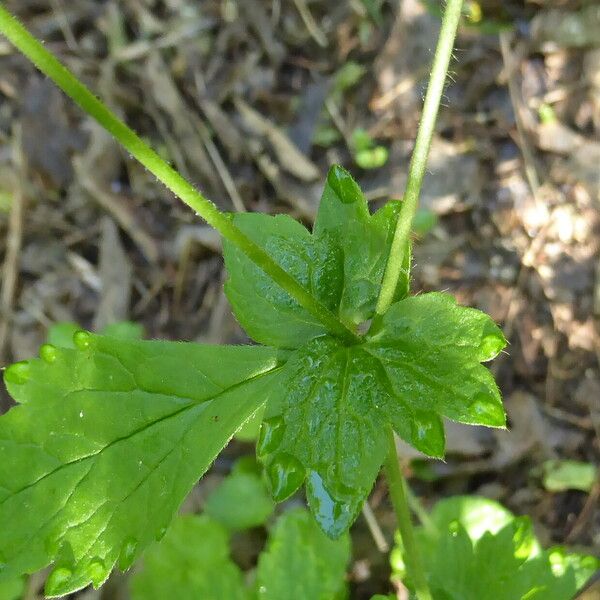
[
  {"left": 333, "top": 62, "right": 366, "bottom": 94},
  {"left": 392, "top": 496, "right": 599, "bottom": 600},
  {"left": 351, "top": 128, "right": 389, "bottom": 170},
  {"left": 130, "top": 515, "right": 247, "bottom": 600},
  {"left": 255, "top": 508, "right": 351, "bottom": 599},
  {"left": 412, "top": 209, "right": 438, "bottom": 237},
  {"left": 542, "top": 460, "right": 597, "bottom": 493},
  {"left": 0, "top": 575, "right": 25, "bottom": 600},
  {"left": 100, "top": 321, "right": 144, "bottom": 340},
  {"left": 0, "top": 191, "right": 12, "bottom": 213},
  {"left": 204, "top": 461, "right": 274, "bottom": 531},
  {"left": 358, "top": 0, "right": 383, "bottom": 25},
  {"left": 46, "top": 322, "right": 80, "bottom": 348}
]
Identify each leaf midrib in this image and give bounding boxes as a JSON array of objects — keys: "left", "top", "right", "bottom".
[{"left": 0, "top": 363, "right": 283, "bottom": 508}]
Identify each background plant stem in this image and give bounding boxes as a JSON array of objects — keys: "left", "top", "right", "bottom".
[
  {"left": 384, "top": 427, "right": 432, "bottom": 600},
  {"left": 0, "top": 4, "right": 359, "bottom": 345},
  {"left": 375, "top": 0, "right": 464, "bottom": 315}
]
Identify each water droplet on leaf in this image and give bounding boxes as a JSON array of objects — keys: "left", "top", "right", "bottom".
[
  {"left": 86, "top": 558, "right": 108, "bottom": 588},
  {"left": 4, "top": 361, "right": 31, "bottom": 385},
  {"left": 45, "top": 567, "right": 73, "bottom": 596},
  {"left": 267, "top": 453, "right": 305, "bottom": 502},
  {"left": 306, "top": 470, "right": 358, "bottom": 538},
  {"left": 118, "top": 538, "right": 138, "bottom": 571},
  {"left": 257, "top": 416, "right": 285, "bottom": 457},
  {"left": 73, "top": 330, "right": 92, "bottom": 350},
  {"left": 40, "top": 344, "right": 58, "bottom": 364}
]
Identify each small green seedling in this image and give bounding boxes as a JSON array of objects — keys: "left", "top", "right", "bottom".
[
  {"left": 129, "top": 464, "right": 350, "bottom": 599},
  {"left": 391, "top": 496, "right": 599, "bottom": 599},
  {"left": 351, "top": 128, "right": 389, "bottom": 170},
  {"left": 0, "top": 2, "right": 595, "bottom": 599},
  {"left": 130, "top": 507, "right": 350, "bottom": 600}
]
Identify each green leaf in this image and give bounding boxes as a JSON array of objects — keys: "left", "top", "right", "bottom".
[
  {"left": 204, "top": 461, "right": 274, "bottom": 531},
  {"left": 0, "top": 334, "right": 282, "bottom": 596},
  {"left": 223, "top": 213, "right": 343, "bottom": 348},
  {"left": 255, "top": 508, "right": 351, "bottom": 600},
  {"left": 0, "top": 575, "right": 25, "bottom": 600},
  {"left": 46, "top": 322, "right": 80, "bottom": 348},
  {"left": 314, "top": 166, "right": 409, "bottom": 323},
  {"left": 223, "top": 166, "right": 409, "bottom": 348},
  {"left": 100, "top": 321, "right": 144, "bottom": 340},
  {"left": 130, "top": 515, "right": 247, "bottom": 600},
  {"left": 359, "top": 0, "right": 383, "bottom": 25},
  {"left": 412, "top": 209, "right": 438, "bottom": 237},
  {"left": 351, "top": 129, "right": 389, "bottom": 170},
  {"left": 392, "top": 496, "right": 599, "bottom": 600},
  {"left": 542, "top": 460, "right": 597, "bottom": 493},
  {"left": 368, "top": 293, "right": 507, "bottom": 428},
  {"left": 259, "top": 293, "right": 505, "bottom": 537}
]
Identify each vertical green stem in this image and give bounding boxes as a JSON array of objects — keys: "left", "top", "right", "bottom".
[
  {"left": 375, "top": 0, "right": 464, "bottom": 315},
  {"left": 384, "top": 427, "right": 432, "bottom": 600},
  {"left": 0, "top": 4, "right": 358, "bottom": 344}
]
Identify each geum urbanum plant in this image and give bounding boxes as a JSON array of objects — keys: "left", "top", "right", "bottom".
[{"left": 0, "top": 1, "right": 512, "bottom": 598}]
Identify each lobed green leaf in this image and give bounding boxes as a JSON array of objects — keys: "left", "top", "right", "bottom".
[
  {"left": 0, "top": 334, "right": 282, "bottom": 596},
  {"left": 258, "top": 293, "right": 506, "bottom": 537},
  {"left": 223, "top": 166, "right": 410, "bottom": 348},
  {"left": 130, "top": 515, "right": 247, "bottom": 600},
  {"left": 392, "top": 496, "right": 599, "bottom": 600},
  {"left": 255, "top": 508, "right": 351, "bottom": 599},
  {"left": 204, "top": 460, "right": 274, "bottom": 531}
]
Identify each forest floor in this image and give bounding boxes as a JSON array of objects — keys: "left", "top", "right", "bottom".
[{"left": 0, "top": 0, "right": 599, "bottom": 598}]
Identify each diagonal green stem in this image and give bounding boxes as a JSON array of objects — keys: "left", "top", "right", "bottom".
[
  {"left": 0, "top": 4, "right": 359, "bottom": 345},
  {"left": 375, "top": 0, "right": 464, "bottom": 315},
  {"left": 384, "top": 427, "right": 432, "bottom": 600}
]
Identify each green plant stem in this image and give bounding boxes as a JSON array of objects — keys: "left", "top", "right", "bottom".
[
  {"left": 0, "top": 4, "right": 359, "bottom": 345},
  {"left": 384, "top": 427, "right": 432, "bottom": 600},
  {"left": 375, "top": 0, "right": 464, "bottom": 315}
]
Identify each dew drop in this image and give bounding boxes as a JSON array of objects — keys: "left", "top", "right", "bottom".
[
  {"left": 45, "top": 567, "right": 73, "bottom": 597},
  {"left": 40, "top": 344, "right": 58, "bottom": 364},
  {"left": 267, "top": 453, "right": 305, "bottom": 502},
  {"left": 4, "top": 361, "right": 31, "bottom": 385},
  {"left": 118, "top": 538, "right": 138, "bottom": 571},
  {"left": 257, "top": 416, "right": 285, "bottom": 457},
  {"left": 306, "top": 470, "right": 357, "bottom": 538},
  {"left": 86, "top": 558, "right": 108, "bottom": 588},
  {"left": 73, "top": 330, "right": 92, "bottom": 350}
]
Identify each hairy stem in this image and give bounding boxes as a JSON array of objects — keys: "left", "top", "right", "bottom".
[
  {"left": 375, "top": 0, "right": 464, "bottom": 315},
  {"left": 384, "top": 427, "right": 432, "bottom": 600},
  {"left": 0, "top": 4, "right": 359, "bottom": 344}
]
